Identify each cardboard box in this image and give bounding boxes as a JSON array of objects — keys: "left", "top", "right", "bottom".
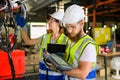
[{"left": 97, "top": 67, "right": 110, "bottom": 77}]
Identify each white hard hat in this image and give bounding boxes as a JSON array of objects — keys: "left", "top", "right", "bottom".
[
  {"left": 62, "top": 4, "right": 85, "bottom": 24},
  {"left": 50, "top": 11, "right": 64, "bottom": 22}
]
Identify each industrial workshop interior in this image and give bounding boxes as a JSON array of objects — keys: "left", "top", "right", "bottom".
[{"left": 0, "top": 0, "right": 120, "bottom": 80}]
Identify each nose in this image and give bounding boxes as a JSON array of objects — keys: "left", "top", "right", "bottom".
[
  {"left": 67, "top": 27, "right": 72, "bottom": 33},
  {"left": 67, "top": 29, "right": 72, "bottom": 33},
  {"left": 47, "top": 20, "right": 50, "bottom": 24},
  {"left": 47, "top": 20, "right": 52, "bottom": 26}
]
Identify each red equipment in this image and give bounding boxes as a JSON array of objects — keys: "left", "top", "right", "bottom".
[{"left": 0, "top": 50, "right": 25, "bottom": 79}]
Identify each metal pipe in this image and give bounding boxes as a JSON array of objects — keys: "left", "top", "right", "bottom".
[
  {"left": 88, "top": 8, "right": 120, "bottom": 16},
  {"left": 86, "top": 0, "right": 116, "bottom": 8}
]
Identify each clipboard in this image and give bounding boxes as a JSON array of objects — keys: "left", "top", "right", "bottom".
[{"left": 47, "top": 43, "right": 66, "bottom": 53}]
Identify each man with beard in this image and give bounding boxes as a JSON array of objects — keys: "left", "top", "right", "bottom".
[{"left": 62, "top": 4, "right": 99, "bottom": 80}]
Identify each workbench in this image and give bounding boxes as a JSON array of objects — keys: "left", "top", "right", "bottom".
[{"left": 98, "top": 52, "right": 120, "bottom": 80}]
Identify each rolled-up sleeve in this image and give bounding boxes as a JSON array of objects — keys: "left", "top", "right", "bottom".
[{"left": 80, "top": 44, "right": 97, "bottom": 62}]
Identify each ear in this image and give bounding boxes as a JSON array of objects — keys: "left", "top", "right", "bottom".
[
  {"left": 56, "top": 22, "right": 60, "bottom": 27},
  {"left": 80, "top": 20, "right": 85, "bottom": 27}
]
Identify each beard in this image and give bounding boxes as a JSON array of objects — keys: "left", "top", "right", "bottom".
[{"left": 68, "top": 31, "right": 81, "bottom": 42}]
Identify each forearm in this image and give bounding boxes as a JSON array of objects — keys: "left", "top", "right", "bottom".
[
  {"left": 64, "top": 61, "right": 92, "bottom": 80},
  {"left": 64, "top": 68, "right": 86, "bottom": 80},
  {"left": 21, "top": 29, "right": 40, "bottom": 45},
  {"left": 21, "top": 29, "right": 30, "bottom": 44}
]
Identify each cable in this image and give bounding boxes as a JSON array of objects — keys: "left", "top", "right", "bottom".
[
  {"left": 0, "top": 0, "right": 27, "bottom": 80},
  {"left": 0, "top": 0, "right": 8, "bottom": 11}
]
